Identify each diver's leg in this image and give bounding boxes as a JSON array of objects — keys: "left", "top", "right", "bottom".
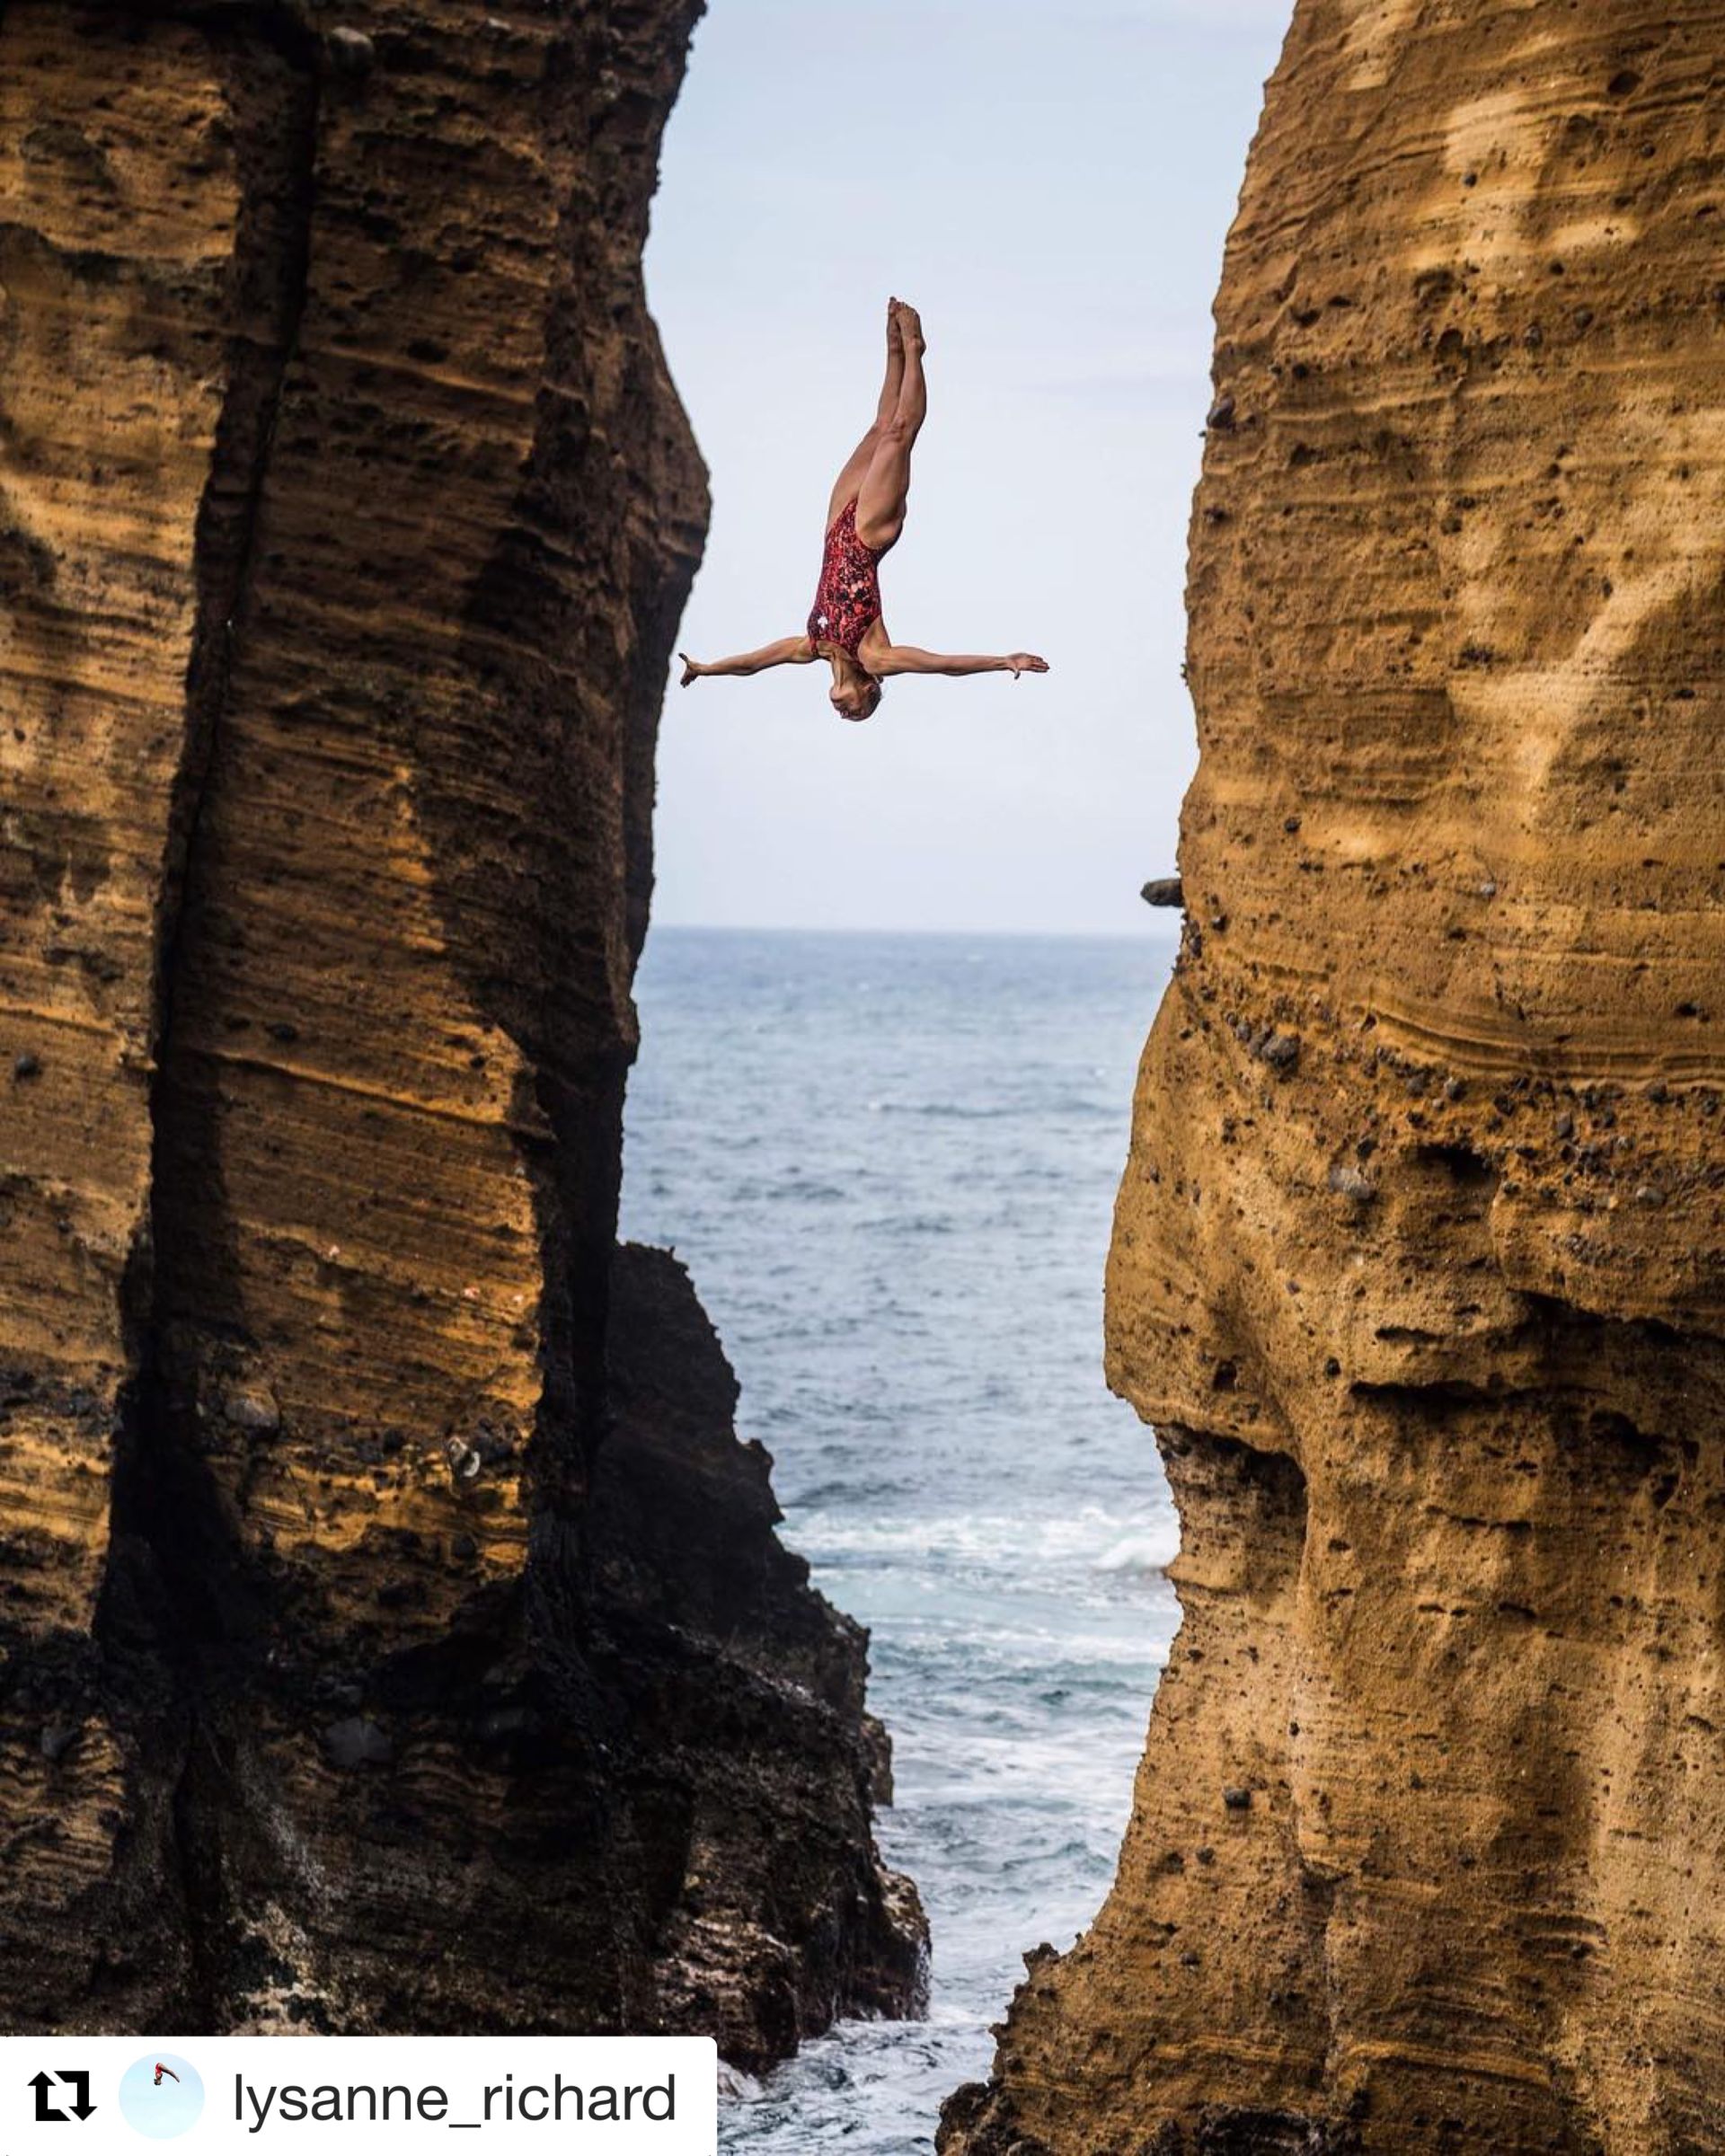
[
  {"left": 855, "top": 304, "right": 925, "bottom": 551},
  {"left": 873, "top": 298, "right": 909, "bottom": 426},
  {"left": 826, "top": 298, "right": 907, "bottom": 526}
]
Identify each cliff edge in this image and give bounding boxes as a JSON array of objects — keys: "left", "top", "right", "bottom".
[
  {"left": 945, "top": 2, "right": 1725, "bottom": 2148},
  {"left": 0, "top": 0, "right": 922, "bottom": 2063}
]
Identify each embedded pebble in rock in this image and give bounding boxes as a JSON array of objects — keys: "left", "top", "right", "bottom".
[
  {"left": 325, "top": 27, "right": 376, "bottom": 75},
  {"left": 322, "top": 1719, "right": 394, "bottom": 1772},
  {"left": 222, "top": 1390, "right": 280, "bottom": 1436},
  {"left": 1257, "top": 1030, "right": 1299, "bottom": 1071}
]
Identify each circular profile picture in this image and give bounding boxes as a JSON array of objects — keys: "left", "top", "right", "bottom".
[{"left": 119, "top": 2054, "right": 206, "bottom": 2139}]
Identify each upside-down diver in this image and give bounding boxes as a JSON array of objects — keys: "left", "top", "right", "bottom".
[{"left": 678, "top": 299, "right": 1048, "bottom": 722}]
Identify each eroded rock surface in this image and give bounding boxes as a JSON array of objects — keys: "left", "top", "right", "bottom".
[
  {"left": 945, "top": 3, "right": 1725, "bottom": 2149},
  {"left": 0, "top": 0, "right": 922, "bottom": 2060}
]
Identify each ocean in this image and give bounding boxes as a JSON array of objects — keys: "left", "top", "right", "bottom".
[{"left": 619, "top": 926, "right": 1184, "bottom": 2154}]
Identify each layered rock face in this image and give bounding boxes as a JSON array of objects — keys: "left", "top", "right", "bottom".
[
  {"left": 0, "top": 0, "right": 922, "bottom": 2062},
  {"left": 946, "top": 3, "right": 1725, "bottom": 2150}
]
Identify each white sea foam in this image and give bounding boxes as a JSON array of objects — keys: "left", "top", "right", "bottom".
[
  {"left": 787, "top": 1502, "right": 1177, "bottom": 1574},
  {"left": 1092, "top": 1524, "right": 1181, "bottom": 1574}
]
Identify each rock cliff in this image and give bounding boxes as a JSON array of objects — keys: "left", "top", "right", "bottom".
[
  {"left": 945, "top": 2, "right": 1725, "bottom": 2149},
  {"left": 0, "top": 0, "right": 922, "bottom": 2063}
]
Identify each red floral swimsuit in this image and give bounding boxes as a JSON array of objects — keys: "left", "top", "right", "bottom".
[{"left": 807, "top": 499, "right": 883, "bottom": 662}]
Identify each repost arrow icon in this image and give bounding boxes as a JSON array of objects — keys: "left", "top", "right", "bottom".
[
  {"left": 27, "top": 2069, "right": 94, "bottom": 2123},
  {"left": 29, "top": 2072, "right": 67, "bottom": 2124}
]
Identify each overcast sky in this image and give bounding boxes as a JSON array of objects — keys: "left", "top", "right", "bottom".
[{"left": 644, "top": 0, "right": 1292, "bottom": 936}]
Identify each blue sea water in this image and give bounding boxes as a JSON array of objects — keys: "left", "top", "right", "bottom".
[{"left": 619, "top": 927, "right": 1184, "bottom": 2155}]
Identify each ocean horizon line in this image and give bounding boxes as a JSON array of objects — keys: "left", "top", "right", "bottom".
[{"left": 645, "top": 919, "right": 1180, "bottom": 945}]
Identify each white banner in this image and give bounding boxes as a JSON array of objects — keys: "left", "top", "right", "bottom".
[{"left": 0, "top": 2037, "right": 716, "bottom": 2154}]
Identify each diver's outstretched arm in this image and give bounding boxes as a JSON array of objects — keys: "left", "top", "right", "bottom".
[
  {"left": 875, "top": 645, "right": 1048, "bottom": 679},
  {"left": 680, "top": 637, "right": 815, "bottom": 685}
]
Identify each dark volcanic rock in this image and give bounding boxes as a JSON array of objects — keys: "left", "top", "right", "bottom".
[
  {"left": 0, "top": 0, "right": 923, "bottom": 2063},
  {"left": 594, "top": 1245, "right": 927, "bottom": 2067}
]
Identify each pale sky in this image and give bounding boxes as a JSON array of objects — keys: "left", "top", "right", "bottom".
[{"left": 644, "top": 0, "right": 1292, "bottom": 935}]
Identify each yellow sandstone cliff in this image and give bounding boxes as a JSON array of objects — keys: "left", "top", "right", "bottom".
[
  {"left": 945, "top": 2, "right": 1725, "bottom": 2149},
  {"left": 0, "top": 0, "right": 922, "bottom": 2058}
]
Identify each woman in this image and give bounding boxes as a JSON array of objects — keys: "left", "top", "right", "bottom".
[{"left": 678, "top": 299, "right": 1048, "bottom": 722}]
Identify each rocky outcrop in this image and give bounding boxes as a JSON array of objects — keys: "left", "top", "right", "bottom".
[
  {"left": 0, "top": 0, "right": 922, "bottom": 2063},
  {"left": 945, "top": 3, "right": 1725, "bottom": 2150}
]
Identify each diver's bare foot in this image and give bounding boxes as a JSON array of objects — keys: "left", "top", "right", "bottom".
[{"left": 892, "top": 299, "right": 924, "bottom": 354}]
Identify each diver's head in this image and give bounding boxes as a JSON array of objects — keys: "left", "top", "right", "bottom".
[{"left": 830, "top": 671, "right": 883, "bottom": 723}]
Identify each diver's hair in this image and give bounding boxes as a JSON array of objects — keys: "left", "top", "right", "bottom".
[{"left": 833, "top": 672, "right": 884, "bottom": 721}]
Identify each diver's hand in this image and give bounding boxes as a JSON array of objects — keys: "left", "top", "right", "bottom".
[
  {"left": 1005, "top": 653, "right": 1048, "bottom": 677},
  {"left": 678, "top": 653, "right": 702, "bottom": 686}
]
